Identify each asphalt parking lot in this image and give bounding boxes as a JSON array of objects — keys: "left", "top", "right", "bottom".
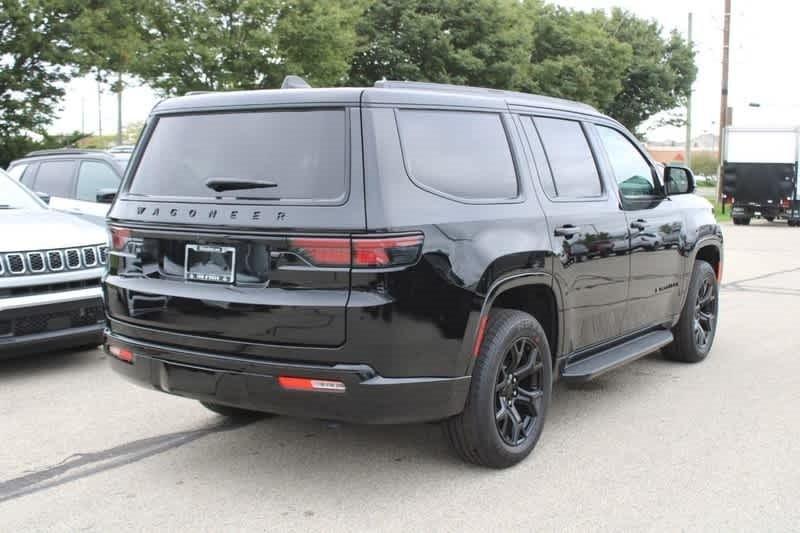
[{"left": 2, "top": 221, "right": 799, "bottom": 531}]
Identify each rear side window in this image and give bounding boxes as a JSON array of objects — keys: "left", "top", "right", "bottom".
[
  {"left": 77, "top": 161, "right": 121, "bottom": 202},
  {"left": 32, "top": 160, "right": 76, "bottom": 197},
  {"left": 534, "top": 117, "right": 602, "bottom": 198},
  {"left": 129, "top": 109, "right": 347, "bottom": 202},
  {"left": 396, "top": 109, "right": 518, "bottom": 201}
]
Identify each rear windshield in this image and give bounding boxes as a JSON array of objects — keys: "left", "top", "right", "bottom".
[{"left": 128, "top": 109, "right": 347, "bottom": 202}]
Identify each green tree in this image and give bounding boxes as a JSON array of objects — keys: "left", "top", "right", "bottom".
[
  {"left": 527, "top": 7, "right": 632, "bottom": 111},
  {"left": 131, "top": 0, "right": 281, "bottom": 95},
  {"left": 131, "top": 0, "right": 363, "bottom": 95},
  {"left": 276, "top": 0, "right": 366, "bottom": 87},
  {"left": 0, "top": 0, "right": 81, "bottom": 161},
  {"left": 349, "top": 0, "right": 536, "bottom": 90},
  {"left": 604, "top": 8, "right": 696, "bottom": 132},
  {"left": 70, "top": 0, "right": 146, "bottom": 142}
]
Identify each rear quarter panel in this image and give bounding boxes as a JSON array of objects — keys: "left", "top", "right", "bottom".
[{"left": 356, "top": 106, "right": 554, "bottom": 376}]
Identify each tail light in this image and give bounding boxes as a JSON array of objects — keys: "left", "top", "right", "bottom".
[{"left": 289, "top": 234, "right": 423, "bottom": 268}]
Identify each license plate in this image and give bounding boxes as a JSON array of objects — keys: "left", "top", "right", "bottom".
[{"left": 184, "top": 244, "right": 236, "bottom": 284}]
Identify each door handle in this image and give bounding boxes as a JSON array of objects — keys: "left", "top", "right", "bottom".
[
  {"left": 554, "top": 225, "right": 581, "bottom": 237},
  {"left": 630, "top": 219, "right": 647, "bottom": 231}
]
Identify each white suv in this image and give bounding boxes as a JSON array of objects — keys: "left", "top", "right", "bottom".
[
  {"left": 0, "top": 170, "right": 108, "bottom": 359},
  {"left": 7, "top": 149, "right": 124, "bottom": 222}
]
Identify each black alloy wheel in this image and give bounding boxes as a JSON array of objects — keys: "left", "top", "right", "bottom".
[
  {"left": 444, "top": 309, "right": 552, "bottom": 468},
  {"left": 494, "top": 338, "right": 545, "bottom": 446},
  {"left": 664, "top": 260, "right": 719, "bottom": 363},
  {"left": 693, "top": 276, "right": 717, "bottom": 352}
]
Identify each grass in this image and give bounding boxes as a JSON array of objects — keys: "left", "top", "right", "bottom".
[{"left": 712, "top": 201, "right": 731, "bottom": 222}]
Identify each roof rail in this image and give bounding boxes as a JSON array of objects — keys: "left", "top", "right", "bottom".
[
  {"left": 373, "top": 79, "right": 599, "bottom": 113},
  {"left": 374, "top": 79, "right": 509, "bottom": 95},
  {"left": 25, "top": 148, "right": 105, "bottom": 157},
  {"left": 281, "top": 75, "right": 311, "bottom": 89},
  {"left": 184, "top": 91, "right": 213, "bottom": 96}
]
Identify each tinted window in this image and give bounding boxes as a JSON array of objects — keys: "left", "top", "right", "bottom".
[
  {"left": 535, "top": 117, "right": 601, "bottom": 198},
  {"left": 76, "top": 161, "right": 121, "bottom": 202},
  {"left": 396, "top": 110, "right": 518, "bottom": 200},
  {"left": 130, "top": 109, "right": 347, "bottom": 202},
  {"left": 32, "top": 160, "right": 76, "bottom": 197},
  {"left": 7, "top": 163, "right": 27, "bottom": 181},
  {"left": 596, "top": 126, "right": 656, "bottom": 197}
]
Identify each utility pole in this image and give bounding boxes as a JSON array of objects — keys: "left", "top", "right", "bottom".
[
  {"left": 80, "top": 96, "right": 85, "bottom": 135},
  {"left": 97, "top": 80, "right": 103, "bottom": 137},
  {"left": 116, "top": 72, "right": 123, "bottom": 146},
  {"left": 717, "top": 0, "right": 731, "bottom": 205},
  {"left": 685, "top": 12, "right": 693, "bottom": 169}
]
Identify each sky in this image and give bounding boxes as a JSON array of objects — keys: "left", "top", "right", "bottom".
[{"left": 50, "top": 0, "right": 800, "bottom": 142}]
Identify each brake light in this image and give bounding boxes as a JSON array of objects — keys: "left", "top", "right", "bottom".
[
  {"left": 278, "top": 376, "right": 346, "bottom": 392},
  {"left": 289, "top": 234, "right": 423, "bottom": 268},
  {"left": 108, "top": 227, "right": 132, "bottom": 251},
  {"left": 107, "top": 344, "right": 134, "bottom": 363},
  {"left": 289, "top": 237, "right": 350, "bottom": 267},
  {"left": 352, "top": 235, "right": 424, "bottom": 267}
]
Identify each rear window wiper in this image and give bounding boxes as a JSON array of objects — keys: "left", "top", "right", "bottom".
[{"left": 205, "top": 177, "right": 278, "bottom": 192}]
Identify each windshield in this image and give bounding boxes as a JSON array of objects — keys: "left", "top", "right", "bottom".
[
  {"left": 0, "top": 170, "right": 45, "bottom": 210},
  {"left": 128, "top": 109, "right": 347, "bottom": 202}
]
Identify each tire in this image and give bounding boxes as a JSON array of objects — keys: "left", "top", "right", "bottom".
[
  {"left": 732, "top": 218, "right": 742, "bottom": 225},
  {"left": 765, "top": 217, "right": 775, "bottom": 222},
  {"left": 742, "top": 217, "right": 751, "bottom": 225},
  {"left": 663, "top": 261, "right": 719, "bottom": 363},
  {"left": 444, "top": 309, "right": 552, "bottom": 468},
  {"left": 200, "top": 401, "right": 275, "bottom": 419}
]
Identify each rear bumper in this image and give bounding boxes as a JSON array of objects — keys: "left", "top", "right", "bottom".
[{"left": 105, "top": 332, "right": 471, "bottom": 424}]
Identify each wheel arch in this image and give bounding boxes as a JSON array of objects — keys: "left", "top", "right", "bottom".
[
  {"left": 465, "top": 273, "right": 564, "bottom": 376},
  {"left": 674, "top": 236, "right": 723, "bottom": 321}
]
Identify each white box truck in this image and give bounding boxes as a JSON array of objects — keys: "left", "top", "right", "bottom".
[{"left": 722, "top": 127, "right": 799, "bottom": 225}]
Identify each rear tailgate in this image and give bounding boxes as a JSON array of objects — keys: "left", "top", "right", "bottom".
[
  {"left": 105, "top": 103, "right": 365, "bottom": 349},
  {"left": 724, "top": 162, "right": 795, "bottom": 204}
]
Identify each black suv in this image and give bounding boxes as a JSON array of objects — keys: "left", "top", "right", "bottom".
[{"left": 103, "top": 80, "right": 723, "bottom": 468}]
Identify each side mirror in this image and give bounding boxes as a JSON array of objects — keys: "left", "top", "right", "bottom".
[
  {"left": 664, "top": 165, "right": 695, "bottom": 195},
  {"left": 36, "top": 191, "right": 51, "bottom": 204},
  {"left": 96, "top": 188, "right": 118, "bottom": 204}
]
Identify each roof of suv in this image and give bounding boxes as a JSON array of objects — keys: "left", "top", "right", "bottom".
[
  {"left": 151, "top": 80, "right": 604, "bottom": 119},
  {"left": 10, "top": 149, "right": 124, "bottom": 170}
]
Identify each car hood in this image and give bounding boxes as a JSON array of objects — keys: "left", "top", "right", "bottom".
[{"left": 0, "top": 208, "right": 107, "bottom": 252}]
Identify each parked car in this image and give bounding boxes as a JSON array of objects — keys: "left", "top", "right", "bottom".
[
  {"left": 0, "top": 170, "right": 108, "bottom": 359},
  {"left": 6, "top": 149, "right": 124, "bottom": 221},
  {"left": 102, "top": 78, "right": 723, "bottom": 468}
]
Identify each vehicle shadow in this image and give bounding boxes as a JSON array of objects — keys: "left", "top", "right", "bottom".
[
  {"left": 0, "top": 349, "right": 687, "bottom": 505},
  {"left": 143, "top": 350, "right": 680, "bottom": 478}
]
